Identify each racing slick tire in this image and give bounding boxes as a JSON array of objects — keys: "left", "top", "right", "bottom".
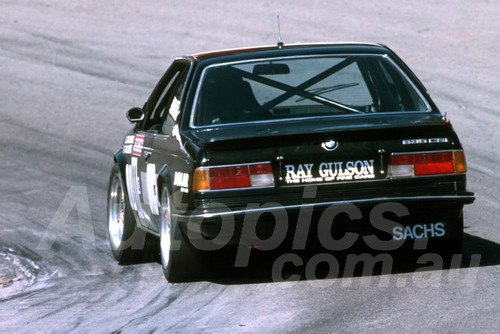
[
  {"left": 107, "top": 164, "right": 149, "bottom": 262},
  {"left": 418, "top": 214, "right": 464, "bottom": 261},
  {"left": 160, "top": 184, "right": 200, "bottom": 282}
]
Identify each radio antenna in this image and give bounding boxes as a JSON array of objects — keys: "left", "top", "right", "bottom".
[{"left": 277, "top": 14, "right": 284, "bottom": 48}]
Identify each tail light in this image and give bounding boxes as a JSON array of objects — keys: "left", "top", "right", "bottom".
[
  {"left": 193, "top": 162, "right": 275, "bottom": 192},
  {"left": 388, "top": 151, "right": 467, "bottom": 178}
]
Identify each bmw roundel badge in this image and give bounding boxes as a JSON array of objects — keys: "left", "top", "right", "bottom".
[{"left": 321, "top": 139, "right": 338, "bottom": 151}]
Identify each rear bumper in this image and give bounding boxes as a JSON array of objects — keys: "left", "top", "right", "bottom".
[
  {"left": 174, "top": 192, "right": 474, "bottom": 248},
  {"left": 176, "top": 193, "right": 474, "bottom": 220}
]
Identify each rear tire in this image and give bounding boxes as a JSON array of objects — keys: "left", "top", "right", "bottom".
[
  {"left": 160, "top": 185, "right": 200, "bottom": 282},
  {"left": 107, "top": 164, "right": 148, "bottom": 262},
  {"left": 429, "top": 215, "right": 464, "bottom": 259}
]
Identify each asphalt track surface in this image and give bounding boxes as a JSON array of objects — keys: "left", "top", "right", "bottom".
[{"left": 0, "top": 1, "right": 499, "bottom": 333}]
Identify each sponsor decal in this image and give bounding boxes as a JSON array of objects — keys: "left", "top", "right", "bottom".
[
  {"left": 284, "top": 160, "right": 375, "bottom": 184},
  {"left": 392, "top": 222, "right": 446, "bottom": 240},
  {"left": 123, "top": 135, "right": 135, "bottom": 155},
  {"left": 124, "top": 135, "right": 135, "bottom": 145},
  {"left": 402, "top": 138, "right": 449, "bottom": 145},
  {"left": 123, "top": 144, "right": 132, "bottom": 155},
  {"left": 174, "top": 171, "right": 189, "bottom": 193},
  {"left": 132, "top": 134, "right": 145, "bottom": 156}
]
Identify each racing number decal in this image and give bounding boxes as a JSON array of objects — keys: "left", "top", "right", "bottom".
[
  {"left": 125, "top": 157, "right": 145, "bottom": 218},
  {"left": 140, "top": 164, "right": 159, "bottom": 215},
  {"left": 126, "top": 158, "right": 160, "bottom": 217}
]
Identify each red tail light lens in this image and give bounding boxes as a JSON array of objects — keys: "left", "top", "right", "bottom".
[
  {"left": 389, "top": 151, "right": 466, "bottom": 177},
  {"left": 193, "top": 162, "right": 275, "bottom": 192},
  {"left": 210, "top": 165, "right": 251, "bottom": 189}
]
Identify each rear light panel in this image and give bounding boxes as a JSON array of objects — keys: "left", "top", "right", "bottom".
[
  {"left": 388, "top": 150, "right": 467, "bottom": 178},
  {"left": 193, "top": 162, "right": 275, "bottom": 192}
]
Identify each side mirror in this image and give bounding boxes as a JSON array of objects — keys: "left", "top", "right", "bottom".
[{"left": 126, "top": 107, "right": 145, "bottom": 123}]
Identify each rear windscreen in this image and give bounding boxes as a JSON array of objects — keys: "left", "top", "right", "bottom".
[{"left": 193, "top": 55, "right": 429, "bottom": 127}]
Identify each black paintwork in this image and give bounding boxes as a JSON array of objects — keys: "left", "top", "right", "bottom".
[{"left": 113, "top": 43, "right": 474, "bottom": 243}]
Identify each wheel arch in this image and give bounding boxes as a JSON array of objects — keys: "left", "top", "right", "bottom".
[
  {"left": 157, "top": 164, "right": 174, "bottom": 199},
  {"left": 157, "top": 165, "right": 190, "bottom": 221},
  {"left": 113, "top": 149, "right": 127, "bottom": 177}
]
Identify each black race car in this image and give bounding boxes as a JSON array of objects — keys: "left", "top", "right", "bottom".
[{"left": 107, "top": 43, "right": 475, "bottom": 281}]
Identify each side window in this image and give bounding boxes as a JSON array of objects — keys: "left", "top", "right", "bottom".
[
  {"left": 162, "top": 75, "right": 186, "bottom": 134},
  {"left": 143, "top": 61, "right": 189, "bottom": 132}
]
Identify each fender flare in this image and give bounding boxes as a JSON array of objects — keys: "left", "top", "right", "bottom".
[
  {"left": 113, "top": 149, "right": 136, "bottom": 204},
  {"left": 157, "top": 165, "right": 189, "bottom": 227},
  {"left": 157, "top": 164, "right": 174, "bottom": 199},
  {"left": 113, "top": 149, "right": 127, "bottom": 179}
]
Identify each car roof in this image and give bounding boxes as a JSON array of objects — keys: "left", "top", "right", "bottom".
[{"left": 190, "top": 42, "right": 390, "bottom": 61}]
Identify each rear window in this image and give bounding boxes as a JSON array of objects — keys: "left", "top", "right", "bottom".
[{"left": 193, "top": 55, "right": 429, "bottom": 127}]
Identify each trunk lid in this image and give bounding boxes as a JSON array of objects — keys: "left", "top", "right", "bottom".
[{"left": 187, "top": 113, "right": 458, "bottom": 189}]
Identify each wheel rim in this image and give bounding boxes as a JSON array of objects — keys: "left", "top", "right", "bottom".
[
  {"left": 160, "top": 189, "right": 171, "bottom": 270},
  {"left": 108, "top": 173, "right": 125, "bottom": 250}
]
